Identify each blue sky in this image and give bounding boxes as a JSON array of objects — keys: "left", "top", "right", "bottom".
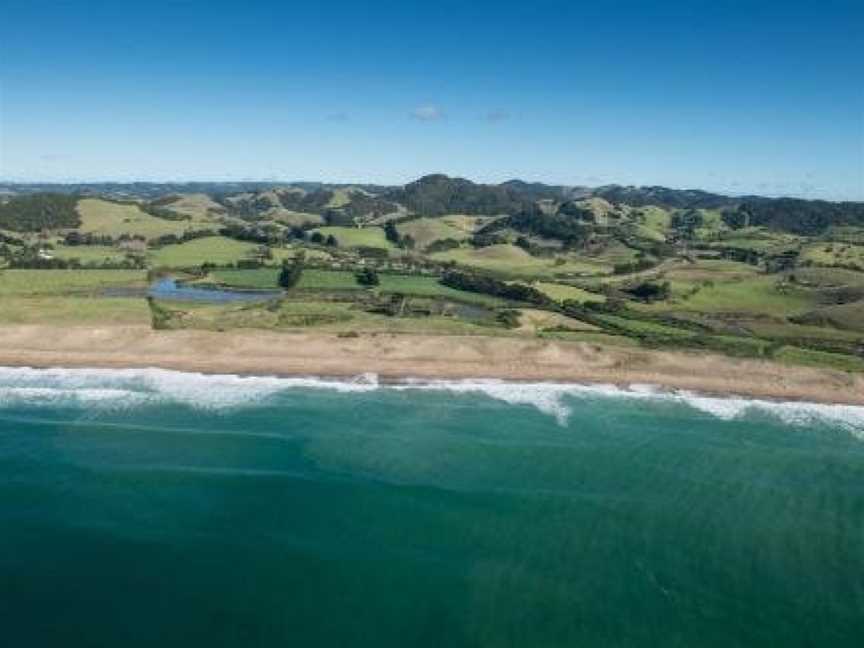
[{"left": 1, "top": 0, "right": 862, "bottom": 199}]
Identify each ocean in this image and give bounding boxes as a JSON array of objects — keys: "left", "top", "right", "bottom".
[{"left": 1, "top": 366, "right": 862, "bottom": 647}]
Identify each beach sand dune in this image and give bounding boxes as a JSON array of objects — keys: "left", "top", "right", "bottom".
[{"left": 0, "top": 324, "right": 861, "bottom": 405}]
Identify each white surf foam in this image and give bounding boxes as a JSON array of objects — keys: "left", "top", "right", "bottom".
[
  {"left": 0, "top": 366, "right": 378, "bottom": 411},
  {"left": 393, "top": 378, "right": 864, "bottom": 436},
  {"left": 393, "top": 379, "right": 580, "bottom": 425},
  {"left": 0, "top": 366, "right": 861, "bottom": 436}
]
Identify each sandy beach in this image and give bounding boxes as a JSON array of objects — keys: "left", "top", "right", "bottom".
[{"left": 0, "top": 324, "right": 861, "bottom": 405}]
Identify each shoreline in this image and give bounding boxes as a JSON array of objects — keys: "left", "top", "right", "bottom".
[{"left": 0, "top": 324, "right": 862, "bottom": 407}]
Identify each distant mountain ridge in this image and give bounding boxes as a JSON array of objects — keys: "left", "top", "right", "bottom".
[
  {"left": 2, "top": 174, "right": 863, "bottom": 236},
  {"left": 1, "top": 174, "right": 858, "bottom": 207}
]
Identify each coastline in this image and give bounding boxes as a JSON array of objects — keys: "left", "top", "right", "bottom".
[{"left": 0, "top": 324, "right": 862, "bottom": 407}]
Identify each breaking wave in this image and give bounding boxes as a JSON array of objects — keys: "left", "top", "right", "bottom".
[
  {"left": 0, "top": 367, "right": 378, "bottom": 410},
  {"left": 0, "top": 366, "right": 862, "bottom": 436},
  {"left": 393, "top": 379, "right": 864, "bottom": 435}
]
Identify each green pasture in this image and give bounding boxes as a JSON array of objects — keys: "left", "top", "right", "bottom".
[
  {"left": 151, "top": 236, "right": 259, "bottom": 267},
  {"left": 0, "top": 269, "right": 145, "bottom": 296},
  {"left": 77, "top": 198, "right": 192, "bottom": 239}
]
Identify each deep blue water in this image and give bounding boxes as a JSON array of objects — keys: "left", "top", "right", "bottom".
[{"left": 1, "top": 367, "right": 863, "bottom": 647}]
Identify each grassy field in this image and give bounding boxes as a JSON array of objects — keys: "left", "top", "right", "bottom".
[
  {"left": 790, "top": 266, "right": 864, "bottom": 288},
  {"left": 153, "top": 298, "right": 499, "bottom": 336},
  {"left": 633, "top": 260, "right": 762, "bottom": 298},
  {"left": 157, "top": 194, "right": 224, "bottom": 221},
  {"left": 0, "top": 296, "right": 149, "bottom": 325},
  {"left": 377, "top": 275, "right": 505, "bottom": 305},
  {"left": 532, "top": 281, "right": 605, "bottom": 304},
  {"left": 710, "top": 228, "right": 801, "bottom": 254},
  {"left": 800, "top": 242, "right": 864, "bottom": 269},
  {"left": 0, "top": 269, "right": 145, "bottom": 296},
  {"left": 539, "top": 330, "right": 641, "bottom": 347},
  {"left": 77, "top": 198, "right": 193, "bottom": 239},
  {"left": 643, "top": 275, "right": 818, "bottom": 317},
  {"left": 312, "top": 226, "right": 393, "bottom": 249},
  {"left": 693, "top": 209, "right": 728, "bottom": 241},
  {"left": 595, "top": 240, "right": 641, "bottom": 264},
  {"left": 742, "top": 319, "right": 863, "bottom": 342},
  {"left": 432, "top": 244, "right": 609, "bottom": 278},
  {"left": 517, "top": 309, "right": 599, "bottom": 333},
  {"left": 52, "top": 245, "right": 129, "bottom": 264},
  {"left": 270, "top": 211, "right": 325, "bottom": 228},
  {"left": 210, "top": 268, "right": 287, "bottom": 289},
  {"left": 151, "top": 236, "right": 259, "bottom": 267},
  {"left": 439, "top": 215, "right": 502, "bottom": 233},
  {"left": 596, "top": 314, "right": 697, "bottom": 339},
  {"left": 826, "top": 226, "right": 864, "bottom": 244},
  {"left": 325, "top": 189, "right": 352, "bottom": 208},
  {"left": 396, "top": 218, "right": 471, "bottom": 249},
  {"left": 637, "top": 206, "right": 672, "bottom": 237},
  {"left": 270, "top": 246, "right": 334, "bottom": 263},
  {"left": 775, "top": 346, "right": 864, "bottom": 373},
  {"left": 630, "top": 223, "right": 666, "bottom": 243},
  {"left": 663, "top": 260, "right": 762, "bottom": 283},
  {"left": 795, "top": 300, "right": 864, "bottom": 333},
  {"left": 0, "top": 269, "right": 148, "bottom": 324}
]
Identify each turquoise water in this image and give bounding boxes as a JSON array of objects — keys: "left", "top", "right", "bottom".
[{"left": 1, "top": 367, "right": 863, "bottom": 647}]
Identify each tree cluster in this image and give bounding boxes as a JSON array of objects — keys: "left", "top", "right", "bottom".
[
  {"left": 494, "top": 207, "right": 588, "bottom": 247},
  {"left": 150, "top": 229, "right": 218, "bottom": 247},
  {"left": 384, "top": 221, "right": 415, "bottom": 249},
  {"left": 722, "top": 199, "right": 864, "bottom": 235},
  {"left": 440, "top": 270, "right": 551, "bottom": 306},
  {"left": 385, "top": 174, "right": 533, "bottom": 216},
  {"left": 0, "top": 194, "right": 81, "bottom": 231}
]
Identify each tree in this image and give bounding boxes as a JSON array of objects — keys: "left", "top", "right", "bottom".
[
  {"left": 384, "top": 293, "right": 407, "bottom": 317},
  {"left": 623, "top": 281, "right": 670, "bottom": 303},
  {"left": 355, "top": 267, "right": 380, "bottom": 287},
  {"left": 278, "top": 253, "right": 304, "bottom": 290},
  {"left": 384, "top": 220, "right": 400, "bottom": 244},
  {"left": 496, "top": 309, "right": 521, "bottom": 329},
  {"left": 325, "top": 234, "right": 338, "bottom": 247},
  {"left": 309, "top": 231, "right": 325, "bottom": 244}
]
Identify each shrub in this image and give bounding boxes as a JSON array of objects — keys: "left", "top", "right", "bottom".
[
  {"left": 496, "top": 309, "right": 521, "bottom": 329},
  {"left": 355, "top": 267, "right": 380, "bottom": 287},
  {"left": 278, "top": 254, "right": 304, "bottom": 290}
]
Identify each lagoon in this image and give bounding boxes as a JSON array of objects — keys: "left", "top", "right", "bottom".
[{"left": 147, "top": 277, "right": 283, "bottom": 303}]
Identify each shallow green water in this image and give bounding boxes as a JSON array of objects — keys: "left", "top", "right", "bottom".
[{"left": 1, "top": 368, "right": 862, "bottom": 647}]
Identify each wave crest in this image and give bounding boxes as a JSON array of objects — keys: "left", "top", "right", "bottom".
[{"left": 0, "top": 366, "right": 861, "bottom": 435}]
